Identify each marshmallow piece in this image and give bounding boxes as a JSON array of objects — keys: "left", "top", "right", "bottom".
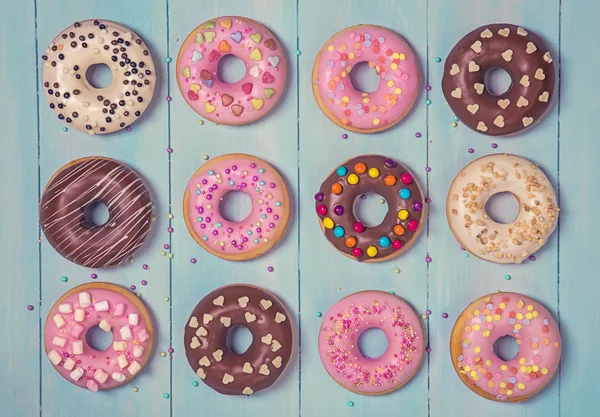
[
  {"left": 114, "top": 303, "right": 126, "bottom": 317},
  {"left": 86, "top": 380, "right": 99, "bottom": 392},
  {"left": 94, "top": 369, "right": 109, "bottom": 384},
  {"left": 48, "top": 349, "right": 62, "bottom": 365},
  {"left": 72, "top": 340, "right": 84, "bottom": 355},
  {"left": 70, "top": 368, "right": 84, "bottom": 381},
  {"left": 120, "top": 326, "right": 133, "bottom": 340},
  {"left": 113, "top": 341, "right": 127, "bottom": 352},
  {"left": 133, "top": 345, "right": 144, "bottom": 358},
  {"left": 58, "top": 303, "right": 73, "bottom": 314},
  {"left": 69, "top": 323, "right": 84, "bottom": 338},
  {"left": 79, "top": 292, "right": 91, "bottom": 307},
  {"left": 99, "top": 320, "right": 111, "bottom": 332},
  {"left": 128, "top": 313, "right": 139, "bottom": 326},
  {"left": 52, "top": 336, "right": 67, "bottom": 348},
  {"left": 111, "top": 372, "right": 126, "bottom": 382},
  {"left": 138, "top": 328, "right": 149, "bottom": 343},
  {"left": 117, "top": 353, "right": 128, "bottom": 369},
  {"left": 94, "top": 300, "right": 109, "bottom": 312},
  {"left": 127, "top": 361, "right": 142, "bottom": 376},
  {"left": 53, "top": 314, "right": 66, "bottom": 329},
  {"left": 63, "top": 357, "right": 76, "bottom": 371},
  {"left": 74, "top": 308, "right": 85, "bottom": 322}
]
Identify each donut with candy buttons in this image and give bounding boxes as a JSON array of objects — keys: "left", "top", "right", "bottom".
[
  {"left": 183, "top": 154, "right": 290, "bottom": 261},
  {"left": 45, "top": 282, "right": 154, "bottom": 391},
  {"left": 319, "top": 290, "right": 424, "bottom": 395},
  {"left": 312, "top": 25, "right": 420, "bottom": 133},
  {"left": 450, "top": 292, "right": 561, "bottom": 402},
  {"left": 446, "top": 154, "right": 559, "bottom": 264},
  {"left": 315, "top": 155, "right": 424, "bottom": 262},
  {"left": 177, "top": 16, "right": 287, "bottom": 125},
  {"left": 41, "top": 19, "right": 156, "bottom": 135},
  {"left": 442, "top": 24, "right": 555, "bottom": 136},
  {"left": 184, "top": 284, "right": 294, "bottom": 395}
]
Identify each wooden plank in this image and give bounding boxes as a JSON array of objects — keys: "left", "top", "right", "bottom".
[
  {"left": 36, "top": 1, "right": 171, "bottom": 415},
  {"left": 299, "top": 0, "right": 429, "bottom": 415},
  {"left": 168, "top": 1, "right": 299, "bottom": 416},
  {"left": 427, "top": 1, "right": 560, "bottom": 416}
]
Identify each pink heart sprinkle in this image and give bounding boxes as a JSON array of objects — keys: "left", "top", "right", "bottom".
[
  {"left": 334, "top": 53, "right": 341, "bottom": 59},
  {"left": 401, "top": 74, "right": 409, "bottom": 80},
  {"left": 349, "top": 32, "right": 355, "bottom": 38}
]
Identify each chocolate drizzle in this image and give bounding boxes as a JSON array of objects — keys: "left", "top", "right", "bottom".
[{"left": 39, "top": 157, "right": 153, "bottom": 268}]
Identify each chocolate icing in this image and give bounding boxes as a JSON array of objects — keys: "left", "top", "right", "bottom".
[
  {"left": 184, "top": 284, "right": 293, "bottom": 395},
  {"left": 315, "top": 155, "right": 424, "bottom": 262},
  {"left": 442, "top": 24, "right": 555, "bottom": 136},
  {"left": 39, "top": 157, "right": 153, "bottom": 268}
]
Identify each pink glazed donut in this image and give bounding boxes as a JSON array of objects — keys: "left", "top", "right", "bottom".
[
  {"left": 318, "top": 290, "right": 424, "bottom": 395},
  {"left": 176, "top": 16, "right": 287, "bottom": 125},
  {"left": 183, "top": 154, "right": 291, "bottom": 261},
  {"left": 44, "top": 282, "right": 153, "bottom": 391},
  {"left": 450, "top": 292, "right": 561, "bottom": 402},
  {"left": 312, "top": 25, "right": 420, "bottom": 133}
]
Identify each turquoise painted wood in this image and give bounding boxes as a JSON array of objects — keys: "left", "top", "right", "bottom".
[{"left": 0, "top": 0, "right": 598, "bottom": 416}]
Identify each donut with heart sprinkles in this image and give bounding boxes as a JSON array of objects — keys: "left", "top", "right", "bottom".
[
  {"left": 442, "top": 24, "right": 555, "bottom": 136},
  {"left": 41, "top": 19, "right": 156, "bottom": 135},
  {"left": 184, "top": 284, "right": 294, "bottom": 396},
  {"left": 176, "top": 16, "right": 287, "bottom": 125},
  {"left": 315, "top": 155, "right": 424, "bottom": 262}
]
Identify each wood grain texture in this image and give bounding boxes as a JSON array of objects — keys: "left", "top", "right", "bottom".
[{"left": 1, "top": 0, "right": 599, "bottom": 416}]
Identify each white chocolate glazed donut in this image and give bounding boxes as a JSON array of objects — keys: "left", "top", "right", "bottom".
[
  {"left": 41, "top": 19, "right": 156, "bottom": 135},
  {"left": 446, "top": 154, "right": 559, "bottom": 264}
]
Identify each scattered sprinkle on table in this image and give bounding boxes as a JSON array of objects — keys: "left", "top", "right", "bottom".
[
  {"left": 143, "top": 264, "right": 149, "bottom": 270},
  {"left": 451, "top": 122, "right": 458, "bottom": 127},
  {"left": 27, "top": 305, "right": 34, "bottom": 311},
  {"left": 61, "top": 276, "right": 68, "bottom": 282},
  {"left": 468, "top": 148, "right": 474, "bottom": 154},
  {"left": 164, "top": 244, "right": 170, "bottom": 249},
  {"left": 192, "top": 381, "right": 199, "bottom": 387},
  {"left": 62, "top": 127, "right": 68, "bottom": 132},
  {"left": 166, "top": 96, "right": 172, "bottom": 102},
  {"left": 464, "top": 253, "right": 470, "bottom": 258},
  {"left": 394, "top": 268, "right": 400, "bottom": 274},
  {"left": 167, "top": 147, "right": 173, "bottom": 154},
  {"left": 164, "top": 297, "right": 169, "bottom": 302},
  {"left": 129, "top": 257, "right": 135, "bottom": 263},
  {"left": 141, "top": 280, "right": 147, "bottom": 286},
  {"left": 198, "top": 120, "right": 205, "bottom": 125},
  {"left": 415, "top": 132, "right": 422, "bottom": 138},
  {"left": 426, "top": 346, "right": 432, "bottom": 352},
  {"left": 168, "top": 253, "right": 174, "bottom": 259},
  {"left": 168, "top": 213, "right": 174, "bottom": 219},
  {"left": 125, "top": 126, "right": 132, "bottom": 132},
  {"left": 316, "top": 311, "right": 323, "bottom": 317},
  {"left": 160, "top": 351, "right": 166, "bottom": 357},
  {"left": 492, "top": 143, "right": 498, "bottom": 149},
  {"left": 168, "top": 348, "right": 174, "bottom": 353},
  {"left": 389, "top": 291, "right": 395, "bottom": 295},
  {"left": 442, "top": 312, "right": 449, "bottom": 319},
  {"left": 421, "top": 314, "right": 427, "bottom": 319},
  {"left": 529, "top": 255, "right": 536, "bottom": 261},
  {"left": 425, "top": 99, "right": 432, "bottom": 105},
  {"left": 425, "top": 166, "right": 431, "bottom": 172},
  {"left": 348, "top": 401, "right": 354, "bottom": 407},
  {"left": 425, "top": 255, "right": 432, "bottom": 263},
  {"left": 132, "top": 387, "right": 139, "bottom": 392},
  {"left": 453, "top": 116, "right": 459, "bottom": 122},
  {"left": 505, "top": 274, "right": 512, "bottom": 280},
  {"left": 342, "top": 133, "right": 348, "bottom": 139},
  {"left": 425, "top": 85, "right": 431, "bottom": 91},
  {"left": 434, "top": 57, "right": 442, "bottom": 63},
  {"left": 160, "top": 251, "right": 166, "bottom": 256},
  {"left": 165, "top": 57, "right": 172, "bottom": 63},
  {"left": 130, "top": 285, "right": 136, "bottom": 291},
  {"left": 296, "top": 49, "right": 301, "bottom": 56},
  {"left": 426, "top": 309, "right": 432, "bottom": 315},
  {"left": 91, "top": 273, "right": 97, "bottom": 279},
  {"left": 268, "top": 266, "right": 274, "bottom": 272},
  {"left": 190, "top": 258, "right": 197, "bottom": 264},
  {"left": 163, "top": 393, "right": 170, "bottom": 399},
  {"left": 168, "top": 227, "right": 174, "bottom": 233},
  {"left": 202, "top": 154, "right": 209, "bottom": 160}
]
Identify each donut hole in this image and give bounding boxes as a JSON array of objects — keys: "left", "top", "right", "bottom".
[
  {"left": 354, "top": 192, "right": 388, "bottom": 227},
  {"left": 219, "top": 191, "right": 252, "bottom": 222},
  {"left": 483, "top": 67, "right": 512, "bottom": 96},
  {"left": 225, "top": 326, "right": 253, "bottom": 354},
  {"left": 493, "top": 335, "right": 520, "bottom": 361},
  {"left": 83, "top": 201, "right": 110, "bottom": 228},
  {"left": 357, "top": 328, "right": 388, "bottom": 359},
  {"left": 85, "top": 63, "right": 113, "bottom": 89},
  {"left": 85, "top": 324, "right": 113, "bottom": 352},
  {"left": 485, "top": 192, "right": 519, "bottom": 224},
  {"left": 349, "top": 61, "right": 381, "bottom": 93},
  {"left": 217, "top": 54, "right": 247, "bottom": 84}
]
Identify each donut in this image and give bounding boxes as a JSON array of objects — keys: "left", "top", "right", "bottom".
[
  {"left": 450, "top": 292, "right": 561, "bottom": 402},
  {"left": 183, "top": 154, "right": 290, "bottom": 261},
  {"left": 176, "top": 16, "right": 287, "bottom": 125},
  {"left": 312, "top": 25, "right": 420, "bottom": 133},
  {"left": 446, "top": 154, "right": 558, "bottom": 264},
  {"left": 318, "top": 290, "right": 424, "bottom": 395},
  {"left": 40, "top": 157, "right": 153, "bottom": 268},
  {"left": 442, "top": 24, "right": 555, "bottom": 136},
  {"left": 184, "top": 284, "right": 293, "bottom": 395},
  {"left": 41, "top": 19, "right": 156, "bottom": 135},
  {"left": 315, "top": 155, "right": 424, "bottom": 262},
  {"left": 44, "top": 282, "right": 154, "bottom": 391}
]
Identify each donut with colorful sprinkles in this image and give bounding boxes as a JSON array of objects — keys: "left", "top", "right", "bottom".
[
  {"left": 184, "top": 284, "right": 294, "bottom": 395},
  {"left": 450, "top": 292, "right": 561, "bottom": 402},
  {"left": 442, "top": 24, "right": 555, "bottom": 136},
  {"left": 446, "top": 154, "right": 559, "bottom": 264},
  {"left": 318, "top": 290, "right": 424, "bottom": 395},
  {"left": 315, "top": 155, "right": 424, "bottom": 262},
  {"left": 41, "top": 19, "right": 156, "bottom": 135},
  {"left": 45, "top": 282, "right": 154, "bottom": 391},
  {"left": 183, "top": 154, "right": 290, "bottom": 261},
  {"left": 312, "top": 25, "right": 420, "bottom": 133},
  {"left": 176, "top": 16, "right": 287, "bottom": 125}
]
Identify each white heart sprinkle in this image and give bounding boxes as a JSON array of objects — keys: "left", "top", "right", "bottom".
[
  {"left": 535, "top": 68, "right": 546, "bottom": 80},
  {"left": 196, "top": 368, "right": 206, "bottom": 379},
  {"left": 222, "top": 373, "right": 234, "bottom": 384},
  {"left": 213, "top": 296, "right": 225, "bottom": 306},
  {"left": 493, "top": 115, "right": 505, "bottom": 128},
  {"left": 526, "top": 42, "right": 537, "bottom": 54},
  {"left": 543, "top": 52, "right": 553, "bottom": 63},
  {"left": 497, "top": 99, "right": 510, "bottom": 109},
  {"left": 196, "top": 326, "right": 208, "bottom": 337},
  {"left": 517, "top": 96, "right": 530, "bottom": 108},
  {"left": 259, "top": 364, "right": 270, "bottom": 376},
  {"left": 275, "top": 312, "right": 286, "bottom": 323},
  {"left": 450, "top": 87, "right": 462, "bottom": 99},
  {"left": 517, "top": 27, "right": 528, "bottom": 36},
  {"left": 474, "top": 83, "right": 484, "bottom": 95},
  {"left": 498, "top": 28, "right": 510, "bottom": 37},
  {"left": 261, "top": 334, "right": 273, "bottom": 345},
  {"left": 213, "top": 349, "right": 223, "bottom": 362},
  {"left": 245, "top": 312, "right": 257, "bottom": 323},
  {"left": 189, "top": 316, "right": 199, "bottom": 328},
  {"left": 242, "top": 387, "right": 254, "bottom": 395},
  {"left": 471, "top": 41, "right": 482, "bottom": 53},
  {"left": 271, "top": 340, "right": 282, "bottom": 352},
  {"left": 238, "top": 296, "right": 249, "bottom": 308},
  {"left": 199, "top": 356, "right": 211, "bottom": 367},
  {"left": 243, "top": 362, "right": 254, "bottom": 373},
  {"left": 249, "top": 66, "right": 260, "bottom": 78},
  {"left": 203, "top": 313, "right": 213, "bottom": 325},
  {"left": 220, "top": 316, "right": 231, "bottom": 327},
  {"left": 191, "top": 50, "right": 204, "bottom": 62},
  {"left": 468, "top": 61, "right": 480, "bottom": 72},
  {"left": 481, "top": 28, "right": 493, "bottom": 38},
  {"left": 501, "top": 49, "right": 513, "bottom": 62},
  {"left": 539, "top": 91, "right": 550, "bottom": 102},
  {"left": 272, "top": 356, "right": 283, "bottom": 368},
  {"left": 477, "top": 121, "right": 488, "bottom": 132},
  {"left": 467, "top": 104, "right": 479, "bottom": 115},
  {"left": 190, "top": 336, "right": 201, "bottom": 349},
  {"left": 260, "top": 299, "right": 273, "bottom": 310},
  {"left": 520, "top": 75, "right": 531, "bottom": 87},
  {"left": 269, "top": 56, "right": 280, "bottom": 67},
  {"left": 449, "top": 63, "right": 460, "bottom": 76},
  {"left": 522, "top": 117, "right": 534, "bottom": 127}
]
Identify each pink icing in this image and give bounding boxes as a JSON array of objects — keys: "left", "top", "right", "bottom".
[
  {"left": 44, "top": 286, "right": 151, "bottom": 391},
  {"left": 315, "top": 26, "right": 419, "bottom": 131},
  {"left": 455, "top": 293, "right": 561, "bottom": 401},
  {"left": 186, "top": 155, "right": 288, "bottom": 256},
  {"left": 177, "top": 16, "right": 286, "bottom": 124},
  {"left": 318, "top": 291, "right": 423, "bottom": 394}
]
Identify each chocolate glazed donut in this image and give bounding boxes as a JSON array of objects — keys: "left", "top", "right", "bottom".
[
  {"left": 184, "top": 284, "right": 294, "bottom": 395},
  {"left": 39, "top": 157, "right": 153, "bottom": 268},
  {"left": 442, "top": 24, "right": 555, "bottom": 136},
  {"left": 315, "top": 155, "right": 424, "bottom": 262}
]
